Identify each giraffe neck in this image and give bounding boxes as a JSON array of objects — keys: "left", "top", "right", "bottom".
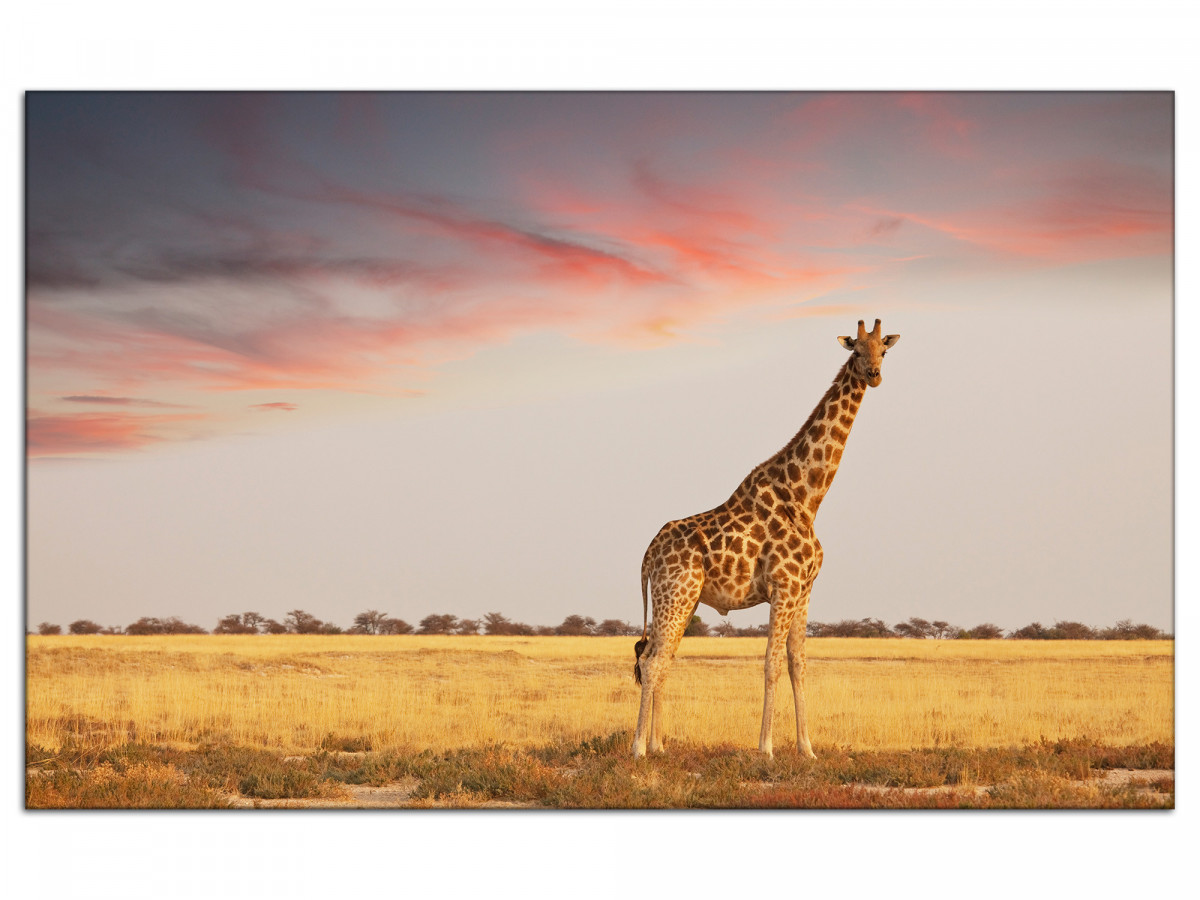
[
  {"left": 740, "top": 357, "right": 867, "bottom": 520},
  {"left": 784, "top": 357, "right": 867, "bottom": 517}
]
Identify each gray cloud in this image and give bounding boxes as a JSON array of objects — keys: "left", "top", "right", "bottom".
[{"left": 61, "top": 395, "right": 188, "bottom": 408}]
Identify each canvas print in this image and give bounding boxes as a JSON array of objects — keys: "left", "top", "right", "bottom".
[{"left": 25, "top": 91, "right": 1173, "bottom": 808}]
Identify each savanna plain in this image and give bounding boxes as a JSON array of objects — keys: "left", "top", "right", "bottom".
[{"left": 26, "top": 635, "right": 1174, "bottom": 809}]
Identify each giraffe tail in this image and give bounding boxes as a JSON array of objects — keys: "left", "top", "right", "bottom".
[{"left": 633, "top": 551, "right": 651, "bottom": 684}]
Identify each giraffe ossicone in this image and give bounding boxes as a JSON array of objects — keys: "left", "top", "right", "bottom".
[{"left": 632, "top": 319, "right": 900, "bottom": 759}]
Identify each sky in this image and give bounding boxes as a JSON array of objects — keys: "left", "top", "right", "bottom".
[{"left": 24, "top": 91, "right": 1174, "bottom": 634}]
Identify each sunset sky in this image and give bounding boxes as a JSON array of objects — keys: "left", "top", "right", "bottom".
[{"left": 25, "top": 91, "right": 1174, "bottom": 633}]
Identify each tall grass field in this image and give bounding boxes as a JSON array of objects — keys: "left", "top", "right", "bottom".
[{"left": 26, "top": 635, "right": 1173, "bottom": 808}]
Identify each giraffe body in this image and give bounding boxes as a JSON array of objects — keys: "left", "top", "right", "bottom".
[{"left": 632, "top": 319, "right": 899, "bottom": 758}]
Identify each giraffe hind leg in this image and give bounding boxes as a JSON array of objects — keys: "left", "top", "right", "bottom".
[
  {"left": 632, "top": 580, "right": 700, "bottom": 757},
  {"left": 632, "top": 636, "right": 670, "bottom": 757},
  {"left": 632, "top": 655, "right": 655, "bottom": 758},
  {"left": 649, "top": 593, "right": 699, "bottom": 754}
]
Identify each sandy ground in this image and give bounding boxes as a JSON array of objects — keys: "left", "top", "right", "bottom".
[
  {"left": 224, "top": 776, "right": 425, "bottom": 809},
  {"left": 218, "top": 768, "right": 1174, "bottom": 809},
  {"left": 848, "top": 768, "right": 1174, "bottom": 801}
]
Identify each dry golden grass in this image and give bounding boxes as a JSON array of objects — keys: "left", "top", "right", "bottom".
[{"left": 26, "top": 634, "right": 1173, "bottom": 755}]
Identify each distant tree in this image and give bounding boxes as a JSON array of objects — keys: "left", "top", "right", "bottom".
[
  {"left": 595, "top": 618, "right": 633, "bottom": 636},
  {"left": 68, "top": 619, "right": 102, "bottom": 635},
  {"left": 241, "top": 612, "right": 266, "bottom": 633},
  {"left": 285, "top": 610, "right": 323, "bottom": 634},
  {"left": 418, "top": 614, "right": 458, "bottom": 635},
  {"left": 1009, "top": 622, "right": 1052, "bottom": 640},
  {"left": 534, "top": 625, "right": 557, "bottom": 636},
  {"left": 1099, "top": 619, "right": 1166, "bottom": 640},
  {"left": 353, "top": 610, "right": 389, "bottom": 635},
  {"left": 36, "top": 622, "right": 61, "bottom": 635},
  {"left": 214, "top": 614, "right": 244, "bottom": 634},
  {"left": 930, "top": 620, "right": 958, "bottom": 640},
  {"left": 262, "top": 618, "right": 288, "bottom": 635},
  {"left": 127, "top": 616, "right": 204, "bottom": 635},
  {"left": 711, "top": 620, "right": 738, "bottom": 638},
  {"left": 318, "top": 622, "right": 344, "bottom": 634},
  {"left": 737, "top": 623, "right": 770, "bottom": 637},
  {"left": 482, "top": 612, "right": 537, "bottom": 636},
  {"left": 960, "top": 623, "right": 1004, "bottom": 640},
  {"left": 894, "top": 617, "right": 934, "bottom": 639},
  {"left": 556, "top": 615, "right": 596, "bottom": 636},
  {"left": 125, "top": 617, "right": 164, "bottom": 635},
  {"left": 483, "top": 612, "right": 514, "bottom": 635},
  {"left": 161, "top": 616, "right": 206, "bottom": 634},
  {"left": 1051, "top": 620, "right": 1097, "bottom": 640},
  {"left": 380, "top": 617, "right": 414, "bottom": 635},
  {"left": 215, "top": 614, "right": 257, "bottom": 634},
  {"left": 454, "top": 618, "right": 481, "bottom": 635},
  {"left": 684, "top": 615, "right": 709, "bottom": 637},
  {"left": 863, "top": 619, "right": 897, "bottom": 638},
  {"left": 100, "top": 625, "right": 125, "bottom": 635},
  {"left": 811, "top": 618, "right": 896, "bottom": 638}
]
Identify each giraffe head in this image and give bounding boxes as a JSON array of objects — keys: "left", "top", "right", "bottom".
[{"left": 837, "top": 319, "right": 900, "bottom": 388}]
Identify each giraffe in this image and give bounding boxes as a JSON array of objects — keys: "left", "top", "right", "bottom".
[{"left": 632, "top": 318, "right": 900, "bottom": 759}]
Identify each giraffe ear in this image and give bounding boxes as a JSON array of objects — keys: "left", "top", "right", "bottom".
[
  {"left": 882, "top": 334, "right": 900, "bottom": 348},
  {"left": 838, "top": 336, "right": 856, "bottom": 350}
]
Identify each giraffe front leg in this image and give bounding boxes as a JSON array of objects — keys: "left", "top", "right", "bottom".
[
  {"left": 759, "top": 599, "right": 793, "bottom": 759},
  {"left": 787, "top": 604, "right": 817, "bottom": 760}
]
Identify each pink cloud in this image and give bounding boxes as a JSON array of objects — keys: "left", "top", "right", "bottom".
[
  {"left": 306, "top": 181, "right": 672, "bottom": 290},
  {"left": 850, "top": 157, "right": 1171, "bottom": 264},
  {"left": 27, "top": 410, "right": 208, "bottom": 457},
  {"left": 249, "top": 402, "right": 298, "bottom": 412}
]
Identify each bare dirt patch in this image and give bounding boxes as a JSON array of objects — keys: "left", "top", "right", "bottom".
[
  {"left": 1094, "top": 768, "right": 1173, "bottom": 789},
  {"left": 222, "top": 777, "right": 540, "bottom": 809},
  {"left": 224, "top": 777, "right": 421, "bottom": 808}
]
